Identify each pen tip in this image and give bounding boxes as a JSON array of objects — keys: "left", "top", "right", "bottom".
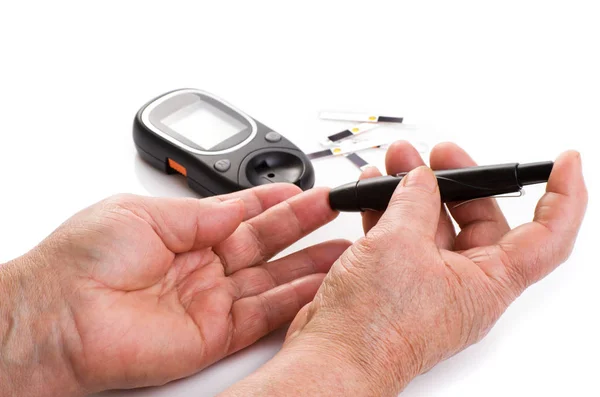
[{"left": 329, "top": 182, "right": 360, "bottom": 211}]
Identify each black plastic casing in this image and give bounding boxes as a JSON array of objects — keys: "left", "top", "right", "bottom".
[
  {"left": 329, "top": 162, "right": 554, "bottom": 212},
  {"left": 133, "top": 89, "right": 315, "bottom": 197}
]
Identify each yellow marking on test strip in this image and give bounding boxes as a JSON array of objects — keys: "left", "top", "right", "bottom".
[
  {"left": 369, "top": 116, "right": 377, "bottom": 121},
  {"left": 333, "top": 148, "right": 342, "bottom": 154},
  {"left": 352, "top": 127, "right": 360, "bottom": 133}
]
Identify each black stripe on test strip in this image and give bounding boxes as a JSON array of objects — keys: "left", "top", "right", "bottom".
[
  {"left": 377, "top": 116, "right": 404, "bottom": 123},
  {"left": 345, "top": 152, "right": 369, "bottom": 169},
  {"left": 307, "top": 149, "right": 333, "bottom": 160},
  {"left": 327, "top": 129, "right": 353, "bottom": 142}
]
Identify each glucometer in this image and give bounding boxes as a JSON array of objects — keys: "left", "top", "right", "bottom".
[{"left": 133, "top": 89, "right": 315, "bottom": 196}]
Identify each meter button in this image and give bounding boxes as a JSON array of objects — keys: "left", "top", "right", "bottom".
[
  {"left": 214, "top": 159, "right": 231, "bottom": 172},
  {"left": 265, "top": 131, "right": 282, "bottom": 143}
]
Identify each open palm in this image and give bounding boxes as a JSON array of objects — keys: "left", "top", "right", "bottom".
[{"left": 49, "top": 184, "right": 347, "bottom": 392}]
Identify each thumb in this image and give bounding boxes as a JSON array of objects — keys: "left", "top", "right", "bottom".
[{"left": 375, "top": 166, "right": 441, "bottom": 240}]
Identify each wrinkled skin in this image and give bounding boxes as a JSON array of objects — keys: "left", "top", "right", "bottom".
[
  {"left": 2, "top": 184, "right": 347, "bottom": 394},
  {"left": 1, "top": 141, "right": 587, "bottom": 397},
  {"left": 281, "top": 142, "right": 587, "bottom": 394}
]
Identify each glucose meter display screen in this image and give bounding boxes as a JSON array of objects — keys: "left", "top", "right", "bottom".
[{"left": 161, "top": 100, "right": 247, "bottom": 150}]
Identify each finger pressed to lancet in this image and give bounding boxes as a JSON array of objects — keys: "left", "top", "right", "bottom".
[
  {"left": 217, "top": 187, "right": 339, "bottom": 275},
  {"left": 210, "top": 183, "right": 302, "bottom": 220}
]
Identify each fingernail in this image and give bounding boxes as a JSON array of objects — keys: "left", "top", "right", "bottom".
[{"left": 402, "top": 166, "right": 436, "bottom": 191}]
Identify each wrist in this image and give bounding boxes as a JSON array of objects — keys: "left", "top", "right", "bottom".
[
  {"left": 222, "top": 330, "right": 418, "bottom": 397},
  {"left": 0, "top": 250, "right": 84, "bottom": 397},
  {"left": 285, "top": 331, "right": 418, "bottom": 396},
  {"left": 221, "top": 336, "right": 375, "bottom": 397}
]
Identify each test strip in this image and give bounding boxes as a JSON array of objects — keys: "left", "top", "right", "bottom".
[
  {"left": 344, "top": 152, "right": 371, "bottom": 170},
  {"left": 307, "top": 149, "right": 336, "bottom": 160},
  {"left": 326, "top": 122, "right": 379, "bottom": 142},
  {"left": 319, "top": 111, "right": 404, "bottom": 124},
  {"left": 307, "top": 135, "right": 400, "bottom": 160}
]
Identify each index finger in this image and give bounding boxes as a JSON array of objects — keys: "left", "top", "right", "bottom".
[
  {"left": 217, "top": 187, "right": 339, "bottom": 275},
  {"left": 497, "top": 151, "right": 588, "bottom": 289},
  {"left": 129, "top": 183, "right": 302, "bottom": 253},
  {"left": 208, "top": 183, "right": 302, "bottom": 220}
]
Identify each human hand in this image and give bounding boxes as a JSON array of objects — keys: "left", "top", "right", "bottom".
[
  {"left": 0, "top": 184, "right": 347, "bottom": 396},
  {"left": 280, "top": 142, "right": 587, "bottom": 395}
]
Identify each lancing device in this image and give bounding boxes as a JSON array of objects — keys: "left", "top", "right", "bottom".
[{"left": 329, "top": 162, "right": 554, "bottom": 212}]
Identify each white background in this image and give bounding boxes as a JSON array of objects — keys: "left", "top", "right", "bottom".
[{"left": 1, "top": 1, "right": 598, "bottom": 396}]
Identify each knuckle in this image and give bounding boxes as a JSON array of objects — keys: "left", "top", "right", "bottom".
[
  {"left": 330, "top": 237, "right": 382, "bottom": 278},
  {"left": 553, "top": 238, "right": 576, "bottom": 266},
  {"left": 350, "top": 236, "right": 382, "bottom": 260},
  {"left": 101, "top": 193, "right": 139, "bottom": 211}
]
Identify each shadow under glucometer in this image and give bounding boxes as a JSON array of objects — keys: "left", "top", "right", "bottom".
[{"left": 133, "top": 154, "right": 202, "bottom": 198}]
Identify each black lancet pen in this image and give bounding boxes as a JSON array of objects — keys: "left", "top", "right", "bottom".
[{"left": 329, "top": 162, "right": 554, "bottom": 212}]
